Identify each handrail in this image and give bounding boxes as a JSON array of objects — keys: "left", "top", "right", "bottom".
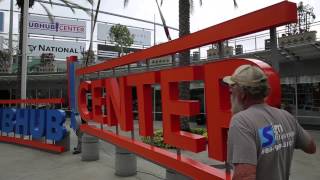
[{"left": 77, "top": 1, "right": 297, "bottom": 75}]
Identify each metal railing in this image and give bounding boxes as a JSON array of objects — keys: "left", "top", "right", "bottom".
[{"left": 1, "top": 8, "right": 319, "bottom": 75}]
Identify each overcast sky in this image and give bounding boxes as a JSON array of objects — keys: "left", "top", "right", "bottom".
[
  {"left": 0, "top": 0, "right": 319, "bottom": 45},
  {"left": 75, "top": 0, "right": 320, "bottom": 42}
]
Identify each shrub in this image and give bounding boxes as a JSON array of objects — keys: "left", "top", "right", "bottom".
[
  {"left": 141, "top": 128, "right": 208, "bottom": 149},
  {"left": 190, "top": 127, "right": 207, "bottom": 136},
  {"left": 141, "top": 129, "right": 175, "bottom": 149}
]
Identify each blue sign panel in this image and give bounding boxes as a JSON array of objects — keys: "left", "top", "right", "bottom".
[
  {"left": 0, "top": 12, "right": 3, "bottom": 32},
  {"left": 0, "top": 108, "right": 66, "bottom": 141}
]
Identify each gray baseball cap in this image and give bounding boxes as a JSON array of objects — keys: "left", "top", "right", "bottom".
[{"left": 223, "top": 64, "right": 267, "bottom": 87}]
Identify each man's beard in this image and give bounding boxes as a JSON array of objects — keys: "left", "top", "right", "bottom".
[{"left": 231, "top": 94, "right": 244, "bottom": 115}]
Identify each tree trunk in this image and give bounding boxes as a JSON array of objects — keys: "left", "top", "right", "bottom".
[
  {"left": 179, "top": 0, "right": 190, "bottom": 66},
  {"left": 178, "top": 0, "right": 191, "bottom": 132},
  {"left": 121, "top": 45, "right": 124, "bottom": 56}
]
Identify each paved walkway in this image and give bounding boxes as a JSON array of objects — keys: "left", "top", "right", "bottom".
[
  {"left": 0, "top": 129, "right": 166, "bottom": 180},
  {"left": 0, "top": 121, "right": 319, "bottom": 180}
]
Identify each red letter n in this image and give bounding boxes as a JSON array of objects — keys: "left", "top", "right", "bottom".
[{"left": 105, "top": 77, "right": 133, "bottom": 131}]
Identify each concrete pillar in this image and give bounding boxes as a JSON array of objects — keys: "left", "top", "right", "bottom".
[
  {"left": 81, "top": 134, "right": 99, "bottom": 161},
  {"left": 56, "top": 131, "right": 70, "bottom": 152},
  {"left": 21, "top": 0, "right": 29, "bottom": 101},
  {"left": 8, "top": 0, "right": 13, "bottom": 73},
  {"left": 270, "top": 27, "right": 279, "bottom": 72},
  {"left": 166, "top": 169, "right": 192, "bottom": 180},
  {"left": 218, "top": 41, "right": 224, "bottom": 58},
  {"left": 115, "top": 146, "right": 137, "bottom": 177}
]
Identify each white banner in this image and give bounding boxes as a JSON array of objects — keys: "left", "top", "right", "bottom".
[
  {"left": 28, "top": 39, "right": 85, "bottom": 59},
  {"left": 29, "top": 15, "right": 86, "bottom": 38},
  {"left": 149, "top": 55, "right": 172, "bottom": 66},
  {"left": 97, "top": 24, "right": 151, "bottom": 46}
]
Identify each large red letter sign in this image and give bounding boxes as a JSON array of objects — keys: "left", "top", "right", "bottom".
[
  {"left": 92, "top": 79, "right": 108, "bottom": 124},
  {"left": 161, "top": 66, "right": 206, "bottom": 152},
  {"left": 75, "top": 2, "right": 295, "bottom": 179},
  {"left": 127, "top": 72, "right": 160, "bottom": 136},
  {"left": 204, "top": 59, "right": 281, "bottom": 161}
]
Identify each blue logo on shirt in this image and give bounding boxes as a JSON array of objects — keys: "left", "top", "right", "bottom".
[{"left": 259, "top": 125, "right": 275, "bottom": 148}]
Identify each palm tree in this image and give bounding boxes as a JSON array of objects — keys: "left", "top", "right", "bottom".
[
  {"left": 162, "top": 0, "right": 238, "bottom": 131},
  {"left": 178, "top": 0, "right": 193, "bottom": 131},
  {"left": 86, "top": 0, "right": 131, "bottom": 66},
  {"left": 170, "top": 0, "right": 238, "bottom": 66},
  {"left": 157, "top": 0, "right": 237, "bottom": 51},
  {"left": 14, "top": 0, "right": 92, "bottom": 98},
  {"left": 107, "top": 0, "right": 238, "bottom": 131},
  {"left": 121, "top": 0, "right": 238, "bottom": 131},
  {"left": 86, "top": 0, "right": 101, "bottom": 66}
]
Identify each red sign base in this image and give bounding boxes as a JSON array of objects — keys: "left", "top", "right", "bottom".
[
  {"left": 0, "top": 135, "right": 65, "bottom": 153},
  {"left": 80, "top": 124, "right": 231, "bottom": 180}
]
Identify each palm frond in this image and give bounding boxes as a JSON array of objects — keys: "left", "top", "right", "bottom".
[
  {"left": 66, "top": 1, "right": 92, "bottom": 15},
  {"left": 87, "top": 0, "right": 94, "bottom": 5},
  {"left": 58, "top": 0, "right": 76, "bottom": 13},
  {"left": 155, "top": 0, "right": 171, "bottom": 40},
  {"left": 189, "top": 0, "right": 202, "bottom": 14},
  {"left": 38, "top": 3, "right": 54, "bottom": 23},
  {"left": 54, "top": 0, "right": 92, "bottom": 15},
  {"left": 86, "top": 0, "right": 101, "bottom": 66},
  {"left": 124, "top": 0, "right": 129, "bottom": 8},
  {"left": 92, "top": 0, "right": 101, "bottom": 31},
  {"left": 233, "top": 0, "right": 238, "bottom": 8},
  {"left": 189, "top": 0, "right": 194, "bottom": 14},
  {"left": 48, "top": 0, "right": 53, "bottom": 8}
]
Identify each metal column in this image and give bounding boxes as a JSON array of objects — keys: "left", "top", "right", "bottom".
[
  {"left": 270, "top": 27, "right": 279, "bottom": 72},
  {"left": 21, "top": 0, "right": 30, "bottom": 101}
]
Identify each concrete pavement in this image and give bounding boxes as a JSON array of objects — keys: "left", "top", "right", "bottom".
[
  {"left": 0, "top": 131, "right": 166, "bottom": 180},
  {"left": 0, "top": 121, "right": 319, "bottom": 180}
]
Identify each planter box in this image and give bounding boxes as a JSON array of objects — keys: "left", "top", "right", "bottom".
[{"left": 207, "top": 46, "right": 234, "bottom": 59}]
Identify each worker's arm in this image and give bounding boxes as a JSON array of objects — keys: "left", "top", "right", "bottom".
[
  {"left": 227, "top": 115, "right": 258, "bottom": 180},
  {"left": 299, "top": 129, "right": 316, "bottom": 154},
  {"left": 294, "top": 115, "right": 317, "bottom": 154},
  {"left": 233, "top": 163, "right": 256, "bottom": 180}
]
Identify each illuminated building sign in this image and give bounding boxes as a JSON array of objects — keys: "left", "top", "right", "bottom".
[
  {"left": 28, "top": 38, "right": 85, "bottom": 59},
  {"left": 29, "top": 15, "right": 86, "bottom": 38}
]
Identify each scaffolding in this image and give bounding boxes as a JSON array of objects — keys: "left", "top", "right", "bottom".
[{"left": 286, "top": 2, "right": 316, "bottom": 35}]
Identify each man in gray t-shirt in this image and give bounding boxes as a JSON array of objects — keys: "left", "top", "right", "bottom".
[{"left": 223, "top": 64, "right": 316, "bottom": 180}]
